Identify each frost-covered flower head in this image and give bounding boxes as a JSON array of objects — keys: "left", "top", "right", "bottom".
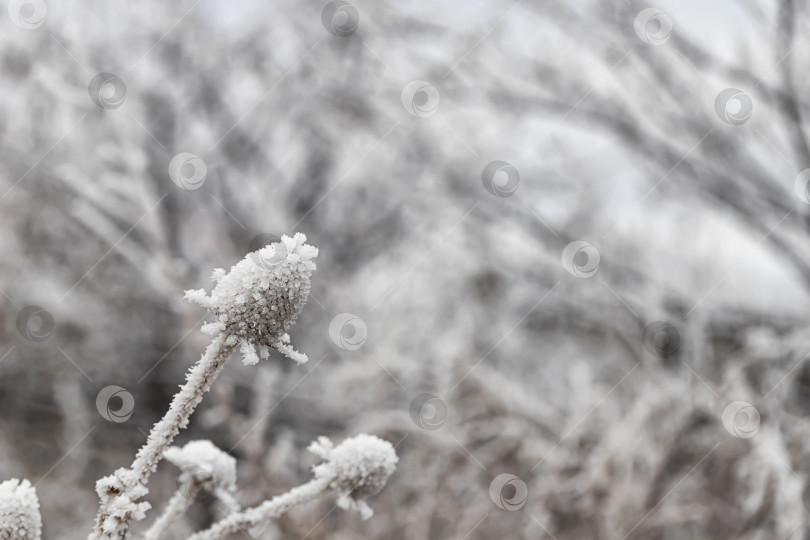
[
  {"left": 186, "top": 233, "right": 318, "bottom": 366},
  {"left": 0, "top": 479, "right": 42, "bottom": 540},
  {"left": 309, "top": 434, "right": 398, "bottom": 519},
  {"left": 164, "top": 440, "right": 237, "bottom": 492}
]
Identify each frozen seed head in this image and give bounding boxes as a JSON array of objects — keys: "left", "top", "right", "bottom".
[
  {"left": 309, "top": 434, "right": 398, "bottom": 519},
  {"left": 186, "top": 233, "right": 318, "bottom": 366},
  {"left": 0, "top": 479, "right": 42, "bottom": 540},
  {"left": 165, "top": 440, "right": 237, "bottom": 492}
]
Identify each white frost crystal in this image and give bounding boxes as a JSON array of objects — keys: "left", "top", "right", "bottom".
[
  {"left": 186, "top": 233, "right": 318, "bottom": 366},
  {"left": 164, "top": 440, "right": 237, "bottom": 492},
  {"left": 309, "top": 434, "right": 398, "bottom": 519},
  {"left": 0, "top": 479, "right": 42, "bottom": 540}
]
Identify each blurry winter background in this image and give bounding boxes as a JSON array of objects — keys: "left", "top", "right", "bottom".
[{"left": 3, "top": 0, "right": 810, "bottom": 538}]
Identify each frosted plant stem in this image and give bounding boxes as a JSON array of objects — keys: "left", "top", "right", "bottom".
[
  {"left": 90, "top": 334, "right": 235, "bottom": 540},
  {"left": 132, "top": 335, "right": 233, "bottom": 484},
  {"left": 142, "top": 479, "right": 201, "bottom": 540},
  {"left": 187, "top": 477, "right": 331, "bottom": 540}
]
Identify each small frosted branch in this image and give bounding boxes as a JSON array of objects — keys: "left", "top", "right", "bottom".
[
  {"left": 187, "top": 478, "right": 331, "bottom": 540},
  {"left": 142, "top": 480, "right": 201, "bottom": 540}
]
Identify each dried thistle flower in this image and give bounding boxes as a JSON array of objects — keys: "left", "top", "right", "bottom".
[
  {"left": 309, "top": 434, "right": 399, "bottom": 519},
  {"left": 186, "top": 232, "right": 318, "bottom": 365},
  {"left": 164, "top": 440, "right": 237, "bottom": 493},
  {"left": 0, "top": 479, "right": 42, "bottom": 540}
]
